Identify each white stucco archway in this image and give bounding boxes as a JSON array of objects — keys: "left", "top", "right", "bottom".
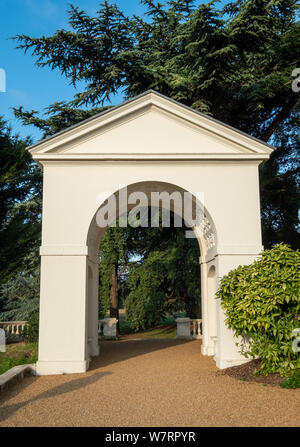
[{"left": 28, "top": 90, "right": 273, "bottom": 375}]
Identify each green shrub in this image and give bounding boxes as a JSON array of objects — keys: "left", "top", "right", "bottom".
[
  {"left": 280, "top": 371, "right": 300, "bottom": 389},
  {"left": 126, "top": 287, "right": 166, "bottom": 332},
  {"left": 126, "top": 260, "right": 167, "bottom": 332},
  {"left": 217, "top": 244, "right": 300, "bottom": 376},
  {"left": 119, "top": 320, "right": 133, "bottom": 335},
  {"left": 23, "top": 312, "right": 39, "bottom": 343}
]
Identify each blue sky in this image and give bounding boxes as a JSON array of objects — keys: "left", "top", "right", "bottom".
[{"left": 0, "top": 0, "right": 213, "bottom": 142}]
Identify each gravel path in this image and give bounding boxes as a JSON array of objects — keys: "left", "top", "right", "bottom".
[{"left": 0, "top": 339, "right": 299, "bottom": 427}]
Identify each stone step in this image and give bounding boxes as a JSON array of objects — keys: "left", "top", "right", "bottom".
[{"left": 0, "top": 364, "right": 36, "bottom": 393}]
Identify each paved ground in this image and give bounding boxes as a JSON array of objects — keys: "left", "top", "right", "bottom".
[{"left": 0, "top": 339, "right": 299, "bottom": 427}]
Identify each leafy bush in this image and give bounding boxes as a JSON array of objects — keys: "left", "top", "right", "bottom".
[
  {"left": 23, "top": 312, "right": 39, "bottom": 343},
  {"left": 126, "top": 288, "right": 166, "bottom": 332},
  {"left": 217, "top": 244, "right": 300, "bottom": 376},
  {"left": 125, "top": 234, "right": 200, "bottom": 332},
  {"left": 126, "top": 254, "right": 168, "bottom": 331},
  {"left": 280, "top": 371, "right": 300, "bottom": 389}
]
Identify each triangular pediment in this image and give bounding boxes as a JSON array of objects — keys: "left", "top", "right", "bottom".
[{"left": 28, "top": 91, "right": 273, "bottom": 162}]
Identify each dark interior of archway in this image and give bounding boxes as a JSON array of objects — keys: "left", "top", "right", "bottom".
[{"left": 98, "top": 206, "right": 201, "bottom": 335}]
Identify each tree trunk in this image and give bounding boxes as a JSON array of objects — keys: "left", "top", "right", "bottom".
[
  {"left": 183, "top": 287, "right": 200, "bottom": 319},
  {"left": 109, "top": 263, "right": 119, "bottom": 334}
]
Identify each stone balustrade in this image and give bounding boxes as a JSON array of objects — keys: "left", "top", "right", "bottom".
[
  {"left": 175, "top": 317, "right": 202, "bottom": 340},
  {"left": 98, "top": 318, "right": 118, "bottom": 338},
  {"left": 191, "top": 319, "right": 202, "bottom": 339},
  {"left": 0, "top": 321, "right": 27, "bottom": 337}
]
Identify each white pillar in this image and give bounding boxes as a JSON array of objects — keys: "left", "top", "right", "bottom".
[
  {"left": 87, "top": 261, "right": 100, "bottom": 357},
  {"left": 0, "top": 328, "right": 5, "bottom": 353},
  {"left": 200, "top": 258, "right": 217, "bottom": 356},
  {"left": 200, "top": 260, "right": 210, "bottom": 354},
  {"left": 215, "top": 253, "right": 260, "bottom": 369},
  {"left": 36, "top": 249, "right": 89, "bottom": 375}
]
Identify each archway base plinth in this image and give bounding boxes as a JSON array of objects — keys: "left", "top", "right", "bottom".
[{"left": 36, "top": 360, "right": 89, "bottom": 376}]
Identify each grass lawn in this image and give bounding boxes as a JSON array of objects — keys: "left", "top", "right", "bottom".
[
  {"left": 115, "top": 310, "right": 180, "bottom": 339},
  {"left": 0, "top": 342, "right": 38, "bottom": 375},
  {"left": 119, "top": 314, "right": 177, "bottom": 339},
  {"left": 121, "top": 324, "right": 177, "bottom": 339}
]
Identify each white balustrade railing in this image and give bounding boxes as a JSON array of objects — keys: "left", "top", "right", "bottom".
[
  {"left": 191, "top": 319, "right": 202, "bottom": 339},
  {"left": 0, "top": 321, "right": 28, "bottom": 336},
  {"left": 98, "top": 320, "right": 104, "bottom": 335},
  {"left": 98, "top": 318, "right": 118, "bottom": 338},
  {"left": 175, "top": 317, "right": 202, "bottom": 340}
]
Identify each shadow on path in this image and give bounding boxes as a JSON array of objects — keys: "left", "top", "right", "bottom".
[
  {"left": 89, "top": 338, "right": 197, "bottom": 370},
  {"left": 0, "top": 371, "right": 111, "bottom": 423}
]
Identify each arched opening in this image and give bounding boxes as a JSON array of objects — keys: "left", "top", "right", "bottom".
[
  {"left": 85, "top": 181, "right": 218, "bottom": 367},
  {"left": 33, "top": 90, "right": 268, "bottom": 376}
]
